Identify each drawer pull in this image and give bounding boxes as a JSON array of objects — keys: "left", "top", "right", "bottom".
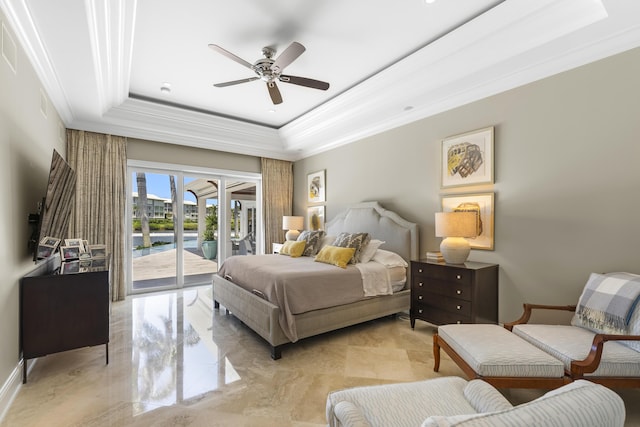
[
  {"left": 418, "top": 282, "right": 423, "bottom": 287},
  {"left": 456, "top": 305, "right": 461, "bottom": 310},
  {"left": 418, "top": 309, "right": 423, "bottom": 314},
  {"left": 456, "top": 290, "right": 462, "bottom": 295},
  {"left": 418, "top": 295, "right": 423, "bottom": 300},
  {"left": 418, "top": 268, "right": 423, "bottom": 273},
  {"left": 456, "top": 320, "right": 461, "bottom": 324},
  {"left": 456, "top": 274, "right": 461, "bottom": 280}
]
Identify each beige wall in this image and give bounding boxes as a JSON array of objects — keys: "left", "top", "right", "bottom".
[
  {"left": 294, "top": 47, "right": 640, "bottom": 323},
  {"left": 127, "top": 138, "right": 261, "bottom": 173},
  {"left": 0, "top": 10, "right": 66, "bottom": 395}
]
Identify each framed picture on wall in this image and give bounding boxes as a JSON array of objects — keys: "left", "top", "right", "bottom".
[
  {"left": 441, "top": 126, "right": 494, "bottom": 188},
  {"left": 307, "top": 170, "right": 326, "bottom": 203},
  {"left": 441, "top": 192, "right": 494, "bottom": 250},
  {"left": 307, "top": 205, "right": 325, "bottom": 231}
]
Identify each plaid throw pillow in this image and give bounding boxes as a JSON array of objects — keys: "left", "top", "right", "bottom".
[{"left": 332, "top": 232, "right": 371, "bottom": 264}]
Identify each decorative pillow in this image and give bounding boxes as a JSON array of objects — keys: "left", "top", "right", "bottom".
[
  {"left": 332, "top": 232, "right": 370, "bottom": 264},
  {"left": 571, "top": 272, "right": 640, "bottom": 351},
  {"left": 314, "top": 245, "right": 356, "bottom": 269},
  {"left": 358, "top": 239, "right": 385, "bottom": 264},
  {"left": 371, "top": 249, "right": 408, "bottom": 268},
  {"left": 279, "top": 240, "right": 306, "bottom": 258},
  {"left": 297, "top": 230, "right": 326, "bottom": 256},
  {"left": 319, "top": 234, "right": 336, "bottom": 250}
]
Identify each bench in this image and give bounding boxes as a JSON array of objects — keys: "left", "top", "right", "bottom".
[{"left": 434, "top": 324, "right": 568, "bottom": 388}]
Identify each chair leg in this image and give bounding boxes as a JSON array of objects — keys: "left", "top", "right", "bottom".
[{"left": 433, "top": 334, "right": 441, "bottom": 372}]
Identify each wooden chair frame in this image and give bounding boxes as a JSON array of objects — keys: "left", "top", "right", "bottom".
[
  {"left": 504, "top": 303, "right": 640, "bottom": 388},
  {"left": 434, "top": 303, "right": 640, "bottom": 389},
  {"left": 433, "top": 332, "right": 570, "bottom": 389}
]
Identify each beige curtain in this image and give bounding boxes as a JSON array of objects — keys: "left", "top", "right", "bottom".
[
  {"left": 67, "top": 130, "right": 127, "bottom": 301},
  {"left": 261, "top": 158, "right": 293, "bottom": 252}
]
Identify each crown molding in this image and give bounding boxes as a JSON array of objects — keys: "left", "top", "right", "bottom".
[
  {"left": 279, "top": 0, "right": 609, "bottom": 159},
  {"left": 5, "top": 0, "right": 640, "bottom": 162},
  {"left": 82, "top": 97, "right": 291, "bottom": 159},
  {"left": 0, "top": 0, "right": 74, "bottom": 122}
]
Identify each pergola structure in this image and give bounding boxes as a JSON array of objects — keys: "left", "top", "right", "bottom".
[{"left": 184, "top": 179, "right": 257, "bottom": 254}]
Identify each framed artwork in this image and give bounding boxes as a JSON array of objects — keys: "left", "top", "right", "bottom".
[
  {"left": 37, "top": 236, "right": 60, "bottom": 259},
  {"left": 441, "top": 126, "right": 494, "bottom": 188},
  {"left": 88, "top": 244, "right": 107, "bottom": 258},
  {"left": 307, "top": 170, "right": 326, "bottom": 203},
  {"left": 61, "top": 260, "right": 80, "bottom": 274},
  {"left": 60, "top": 245, "right": 82, "bottom": 260},
  {"left": 64, "top": 238, "right": 84, "bottom": 248},
  {"left": 307, "top": 205, "right": 325, "bottom": 231},
  {"left": 441, "top": 192, "right": 494, "bottom": 250}
]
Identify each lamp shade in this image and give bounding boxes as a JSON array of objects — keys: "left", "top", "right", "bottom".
[
  {"left": 434, "top": 212, "right": 477, "bottom": 264},
  {"left": 282, "top": 216, "right": 304, "bottom": 241},
  {"left": 435, "top": 212, "right": 477, "bottom": 238}
]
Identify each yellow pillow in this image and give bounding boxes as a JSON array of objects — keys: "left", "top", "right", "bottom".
[
  {"left": 314, "top": 245, "right": 356, "bottom": 268},
  {"left": 279, "top": 240, "right": 306, "bottom": 258}
]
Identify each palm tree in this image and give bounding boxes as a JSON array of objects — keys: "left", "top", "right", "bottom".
[
  {"left": 169, "top": 175, "right": 177, "bottom": 244},
  {"left": 136, "top": 173, "right": 151, "bottom": 248}
]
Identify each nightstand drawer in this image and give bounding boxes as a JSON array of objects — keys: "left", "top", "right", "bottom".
[
  {"left": 412, "top": 279, "right": 471, "bottom": 301},
  {"left": 415, "top": 263, "right": 472, "bottom": 286},
  {"left": 414, "top": 293, "right": 471, "bottom": 317},
  {"left": 412, "top": 304, "right": 471, "bottom": 325}
]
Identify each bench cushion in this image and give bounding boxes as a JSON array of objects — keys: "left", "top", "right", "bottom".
[
  {"left": 438, "top": 324, "right": 565, "bottom": 378},
  {"left": 512, "top": 324, "right": 640, "bottom": 377}
]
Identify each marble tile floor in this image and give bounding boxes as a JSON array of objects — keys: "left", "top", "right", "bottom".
[{"left": 3, "top": 286, "right": 640, "bottom": 426}]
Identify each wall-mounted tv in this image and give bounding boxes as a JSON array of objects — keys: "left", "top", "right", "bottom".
[{"left": 29, "top": 149, "right": 76, "bottom": 261}]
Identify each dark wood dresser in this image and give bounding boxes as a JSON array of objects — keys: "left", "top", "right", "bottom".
[
  {"left": 410, "top": 259, "right": 498, "bottom": 327},
  {"left": 20, "top": 255, "right": 111, "bottom": 383}
]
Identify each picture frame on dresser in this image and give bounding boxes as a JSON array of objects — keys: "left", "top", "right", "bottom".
[
  {"left": 441, "top": 126, "right": 494, "bottom": 188},
  {"left": 307, "top": 170, "right": 325, "bottom": 203},
  {"left": 307, "top": 205, "right": 325, "bottom": 231},
  {"left": 442, "top": 192, "right": 494, "bottom": 250}
]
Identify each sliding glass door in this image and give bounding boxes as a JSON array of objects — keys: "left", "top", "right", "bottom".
[
  {"left": 127, "top": 162, "right": 262, "bottom": 295},
  {"left": 131, "top": 171, "right": 179, "bottom": 291}
]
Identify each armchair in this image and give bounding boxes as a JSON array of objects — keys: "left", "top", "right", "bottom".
[
  {"left": 326, "top": 377, "right": 625, "bottom": 427},
  {"left": 505, "top": 299, "right": 640, "bottom": 387},
  {"left": 434, "top": 272, "right": 640, "bottom": 389}
]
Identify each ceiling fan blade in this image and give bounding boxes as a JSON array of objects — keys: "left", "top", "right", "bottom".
[
  {"left": 214, "top": 77, "right": 259, "bottom": 88},
  {"left": 271, "top": 42, "right": 305, "bottom": 73},
  {"left": 279, "top": 75, "right": 330, "bottom": 91},
  {"left": 267, "top": 82, "right": 283, "bottom": 105},
  {"left": 208, "top": 44, "right": 254, "bottom": 70}
]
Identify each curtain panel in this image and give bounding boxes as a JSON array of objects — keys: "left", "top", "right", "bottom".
[
  {"left": 261, "top": 158, "right": 293, "bottom": 253},
  {"left": 67, "top": 130, "right": 127, "bottom": 301}
]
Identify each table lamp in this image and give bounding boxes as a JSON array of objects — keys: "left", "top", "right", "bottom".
[
  {"left": 282, "top": 216, "right": 304, "bottom": 241},
  {"left": 434, "top": 211, "right": 477, "bottom": 264}
]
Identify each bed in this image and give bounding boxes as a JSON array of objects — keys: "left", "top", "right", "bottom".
[{"left": 212, "top": 201, "right": 419, "bottom": 359}]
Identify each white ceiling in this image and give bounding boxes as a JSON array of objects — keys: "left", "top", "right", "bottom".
[{"left": 2, "top": 0, "right": 640, "bottom": 161}]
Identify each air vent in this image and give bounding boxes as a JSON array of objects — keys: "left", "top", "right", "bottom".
[{"left": 2, "top": 22, "right": 17, "bottom": 73}]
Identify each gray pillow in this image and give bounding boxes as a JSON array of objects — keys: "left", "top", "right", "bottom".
[
  {"left": 332, "top": 232, "right": 370, "bottom": 264},
  {"left": 297, "top": 230, "right": 326, "bottom": 256}
]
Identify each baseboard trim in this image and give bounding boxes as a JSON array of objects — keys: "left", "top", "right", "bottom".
[{"left": 0, "top": 359, "right": 31, "bottom": 423}]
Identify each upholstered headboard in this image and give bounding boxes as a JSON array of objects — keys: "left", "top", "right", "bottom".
[{"left": 325, "top": 202, "right": 419, "bottom": 262}]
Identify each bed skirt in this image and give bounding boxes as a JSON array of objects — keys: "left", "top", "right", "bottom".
[{"left": 212, "top": 273, "right": 410, "bottom": 359}]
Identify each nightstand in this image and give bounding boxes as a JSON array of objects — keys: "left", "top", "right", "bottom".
[
  {"left": 272, "top": 242, "right": 283, "bottom": 254},
  {"left": 410, "top": 260, "right": 498, "bottom": 328}
]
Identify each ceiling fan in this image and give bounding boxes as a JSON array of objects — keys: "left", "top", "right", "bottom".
[{"left": 208, "top": 41, "right": 330, "bottom": 105}]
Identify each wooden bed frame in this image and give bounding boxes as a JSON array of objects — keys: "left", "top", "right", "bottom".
[{"left": 212, "top": 201, "right": 418, "bottom": 359}]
